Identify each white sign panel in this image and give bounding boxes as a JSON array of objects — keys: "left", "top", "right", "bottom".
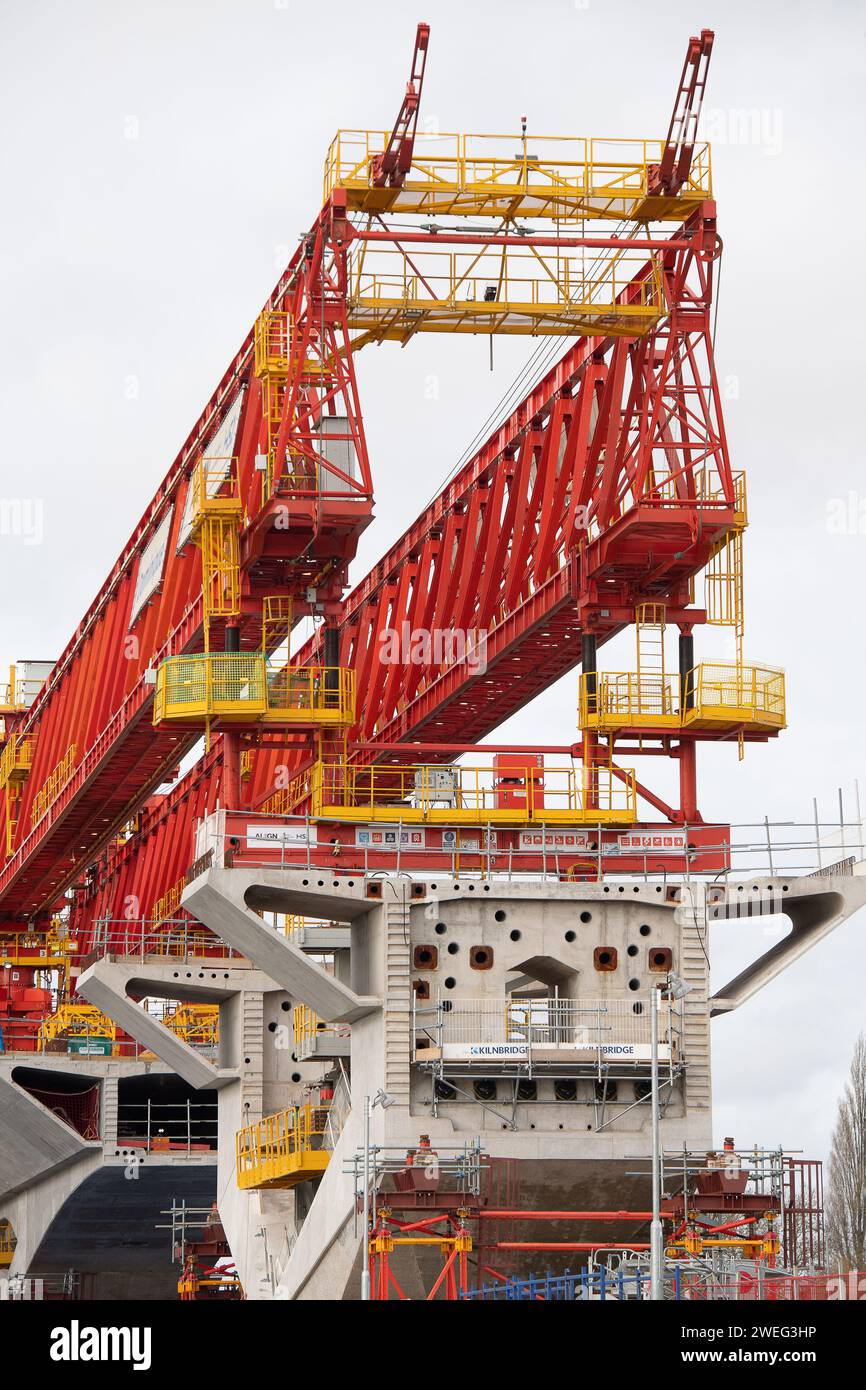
[
  {"left": 444, "top": 1041, "right": 669, "bottom": 1062},
  {"left": 177, "top": 391, "right": 245, "bottom": 550},
  {"left": 129, "top": 509, "right": 173, "bottom": 626},
  {"left": 518, "top": 830, "right": 593, "bottom": 851},
  {"left": 442, "top": 831, "right": 479, "bottom": 851},
  {"left": 617, "top": 830, "right": 687, "bottom": 855},
  {"left": 444, "top": 1043, "right": 530, "bottom": 1061},
  {"left": 355, "top": 826, "right": 426, "bottom": 849},
  {"left": 245, "top": 823, "right": 317, "bottom": 849}
]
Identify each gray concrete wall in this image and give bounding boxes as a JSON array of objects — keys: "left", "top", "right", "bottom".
[{"left": 13, "top": 864, "right": 861, "bottom": 1300}]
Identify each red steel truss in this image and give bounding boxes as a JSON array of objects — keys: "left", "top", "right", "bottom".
[{"left": 0, "top": 25, "right": 779, "bottom": 963}]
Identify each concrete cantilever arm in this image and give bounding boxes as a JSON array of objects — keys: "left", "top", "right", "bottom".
[
  {"left": 709, "top": 869, "right": 866, "bottom": 1016},
  {"left": 182, "top": 869, "right": 380, "bottom": 1023},
  {"left": 0, "top": 1071, "right": 99, "bottom": 1201},
  {"left": 77, "top": 958, "right": 235, "bottom": 1090}
]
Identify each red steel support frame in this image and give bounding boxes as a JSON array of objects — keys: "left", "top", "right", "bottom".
[
  {"left": 72, "top": 208, "right": 740, "bottom": 938},
  {"left": 1, "top": 28, "right": 765, "bottom": 956}
]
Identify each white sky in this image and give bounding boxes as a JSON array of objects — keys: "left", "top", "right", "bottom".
[{"left": 1, "top": 0, "right": 864, "bottom": 1165}]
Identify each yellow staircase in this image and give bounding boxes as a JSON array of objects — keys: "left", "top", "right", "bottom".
[
  {"left": 0, "top": 731, "right": 36, "bottom": 856},
  {"left": 188, "top": 457, "right": 244, "bottom": 639}
]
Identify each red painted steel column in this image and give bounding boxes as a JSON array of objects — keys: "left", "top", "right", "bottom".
[{"left": 678, "top": 740, "right": 698, "bottom": 822}]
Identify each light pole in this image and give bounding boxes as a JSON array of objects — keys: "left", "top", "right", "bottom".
[
  {"left": 649, "top": 983, "right": 663, "bottom": 1300},
  {"left": 360, "top": 1088, "right": 395, "bottom": 1302},
  {"left": 650, "top": 972, "right": 692, "bottom": 1301}
]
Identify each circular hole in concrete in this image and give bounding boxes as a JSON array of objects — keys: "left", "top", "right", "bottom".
[
  {"left": 509, "top": 929, "right": 522, "bottom": 942},
  {"left": 580, "top": 911, "right": 592, "bottom": 923},
  {"left": 447, "top": 942, "right": 459, "bottom": 954},
  {"left": 628, "top": 979, "right": 640, "bottom": 991},
  {"left": 494, "top": 909, "right": 507, "bottom": 922},
  {"left": 444, "top": 977, "right": 456, "bottom": 989},
  {"left": 639, "top": 924, "right": 651, "bottom": 937},
  {"left": 435, "top": 923, "right": 447, "bottom": 935},
  {"left": 565, "top": 930, "right": 576, "bottom": 942}
]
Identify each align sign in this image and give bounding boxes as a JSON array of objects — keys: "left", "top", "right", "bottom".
[{"left": 245, "top": 823, "right": 317, "bottom": 849}]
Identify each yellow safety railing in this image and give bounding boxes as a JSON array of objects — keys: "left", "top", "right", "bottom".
[
  {"left": 261, "top": 764, "right": 316, "bottom": 817},
  {"left": 324, "top": 130, "right": 711, "bottom": 221},
  {"left": 187, "top": 457, "right": 244, "bottom": 637},
  {"left": 0, "top": 664, "right": 46, "bottom": 714},
  {"left": 236, "top": 1102, "right": 332, "bottom": 1190},
  {"left": 292, "top": 1004, "right": 349, "bottom": 1059},
  {"left": 0, "top": 1220, "right": 15, "bottom": 1266},
  {"left": 160, "top": 1003, "right": 219, "bottom": 1046},
  {"left": 30, "top": 745, "right": 76, "bottom": 828},
  {"left": 262, "top": 594, "right": 294, "bottom": 650},
  {"left": 279, "top": 915, "right": 333, "bottom": 939},
  {"left": 293, "top": 1004, "right": 320, "bottom": 1047},
  {"left": 579, "top": 663, "right": 786, "bottom": 732},
  {"left": 345, "top": 244, "right": 665, "bottom": 341},
  {"left": 254, "top": 309, "right": 292, "bottom": 376},
  {"left": 152, "top": 878, "right": 186, "bottom": 927},
  {"left": 638, "top": 466, "right": 746, "bottom": 511},
  {"left": 581, "top": 672, "right": 682, "bottom": 731},
  {"left": 705, "top": 530, "right": 744, "bottom": 634},
  {"left": 153, "top": 655, "right": 355, "bottom": 727},
  {"left": 281, "top": 914, "right": 306, "bottom": 939},
  {"left": 189, "top": 457, "right": 242, "bottom": 530},
  {"left": 312, "top": 759, "right": 636, "bottom": 825},
  {"left": 0, "top": 732, "right": 36, "bottom": 790},
  {"left": 0, "top": 927, "right": 75, "bottom": 968},
  {"left": 684, "top": 662, "right": 785, "bottom": 729},
  {"left": 38, "top": 1002, "right": 117, "bottom": 1051}
]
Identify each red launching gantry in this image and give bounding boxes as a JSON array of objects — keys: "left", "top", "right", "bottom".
[{"left": 0, "top": 26, "right": 785, "bottom": 1040}]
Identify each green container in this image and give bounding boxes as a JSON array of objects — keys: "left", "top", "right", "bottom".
[{"left": 67, "top": 1035, "right": 112, "bottom": 1056}]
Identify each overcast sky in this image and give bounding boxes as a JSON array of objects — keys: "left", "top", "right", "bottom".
[{"left": 1, "top": 0, "right": 864, "bottom": 1165}]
